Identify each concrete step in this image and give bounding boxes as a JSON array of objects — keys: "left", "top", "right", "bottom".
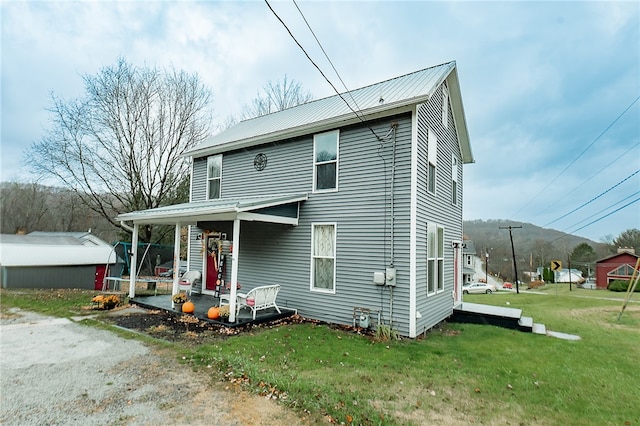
[
  {"left": 532, "top": 322, "right": 547, "bottom": 335},
  {"left": 518, "top": 316, "right": 533, "bottom": 329}
]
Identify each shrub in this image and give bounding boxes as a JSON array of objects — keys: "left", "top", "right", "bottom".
[{"left": 607, "top": 280, "right": 639, "bottom": 292}]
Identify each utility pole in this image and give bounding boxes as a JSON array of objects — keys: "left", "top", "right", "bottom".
[
  {"left": 568, "top": 253, "right": 572, "bottom": 291},
  {"left": 485, "top": 251, "right": 489, "bottom": 284},
  {"left": 500, "top": 225, "right": 522, "bottom": 294}
]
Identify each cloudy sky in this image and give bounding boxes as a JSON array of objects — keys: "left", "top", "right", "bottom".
[{"left": 1, "top": 1, "right": 638, "bottom": 242}]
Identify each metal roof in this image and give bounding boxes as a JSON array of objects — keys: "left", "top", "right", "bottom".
[
  {"left": 115, "top": 193, "right": 308, "bottom": 225},
  {"left": 0, "top": 234, "right": 117, "bottom": 267},
  {"left": 27, "top": 231, "right": 111, "bottom": 246},
  {"left": 186, "top": 61, "right": 473, "bottom": 164}
]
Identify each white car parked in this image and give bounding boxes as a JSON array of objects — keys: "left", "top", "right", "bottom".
[{"left": 462, "top": 282, "right": 497, "bottom": 294}]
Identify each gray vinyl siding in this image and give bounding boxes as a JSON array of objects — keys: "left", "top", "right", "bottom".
[
  {"left": 186, "top": 87, "right": 464, "bottom": 337},
  {"left": 414, "top": 83, "right": 464, "bottom": 336},
  {"left": 188, "top": 114, "right": 415, "bottom": 335},
  {"left": 1, "top": 265, "right": 96, "bottom": 289},
  {"left": 191, "top": 157, "right": 208, "bottom": 202}
]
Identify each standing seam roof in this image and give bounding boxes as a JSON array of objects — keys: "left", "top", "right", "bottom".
[{"left": 187, "top": 61, "right": 457, "bottom": 155}]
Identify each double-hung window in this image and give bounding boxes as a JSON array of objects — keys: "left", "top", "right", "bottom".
[
  {"left": 451, "top": 154, "right": 458, "bottom": 205},
  {"left": 313, "top": 130, "right": 339, "bottom": 192},
  {"left": 427, "top": 223, "right": 445, "bottom": 294},
  {"left": 442, "top": 85, "right": 449, "bottom": 128},
  {"left": 311, "top": 223, "right": 336, "bottom": 293},
  {"left": 207, "top": 155, "right": 222, "bottom": 199},
  {"left": 427, "top": 129, "right": 437, "bottom": 194}
]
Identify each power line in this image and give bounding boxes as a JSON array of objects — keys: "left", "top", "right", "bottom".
[
  {"left": 264, "top": 0, "right": 382, "bottom": 140},
  {"left": 534, "top": 140, "right": 640, "bottom": 218},
  {"left": 548, "top": 193, "right": 640, "bottom": 244},
  {"left": 511, "top": 95, "right": 640, "bottom": 218},
  {"left": 292, "top": 0, "right": 363, "bottom": 113},
  {"left": 568, "top": 197, "right": 640, "bottom": 235},
  {"left": 566, "top": 190, "right": 640, "bottom": 231},
  {"left": 543, "top": 168, "right": 640, "bottom": 227}
]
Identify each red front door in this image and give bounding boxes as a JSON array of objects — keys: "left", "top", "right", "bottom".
[{"left": 205, "top": 237, "right": 219, "bottom": 291}]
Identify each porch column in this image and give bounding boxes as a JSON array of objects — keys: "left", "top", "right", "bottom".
[
  {"left": 172, "top": 223, "right": 182, "bottom": 304},
  {"left": 129, "top": 223, "right": 139, "bottom": 298},
  {"left": 229, "top": 218, "right": 241, "bottom": 322}
]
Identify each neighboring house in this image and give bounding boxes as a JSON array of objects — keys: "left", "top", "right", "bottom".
[
  {"left": 117, "top": 61, "right": 474, "bottom": 338},
  {"left": 0, "top": 232, "right": 121, "bottom": 290},
  {"left": 462, "top": 240, "right": 477, "bottom": 283},
  {"left": 554, "top": 269, "right": 584, "bottom": 284},
  {"left": 595, "top": 248, "right": 639, "bottom": 289}
]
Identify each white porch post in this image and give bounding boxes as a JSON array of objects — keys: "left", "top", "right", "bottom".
[
  {"left": 229, "top": 219, "right": 241, "bottom": 322},
  {"left": 172, "top": 223, "right": 182, "bottom": 305},
  {"left": 129, "top": 224, "right": 139, "bottom": 298}
]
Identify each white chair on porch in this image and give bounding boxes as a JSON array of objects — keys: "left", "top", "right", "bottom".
[{"left": 179, "top": 270, "right": 201, "bottom": 295}]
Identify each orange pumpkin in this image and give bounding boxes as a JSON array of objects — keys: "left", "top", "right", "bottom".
[
  {"left": 182, "top": 301, "right": 195, "bottom": 314},
  {"left": 207, "top": 306, "right": 220, "bottom": 319}
]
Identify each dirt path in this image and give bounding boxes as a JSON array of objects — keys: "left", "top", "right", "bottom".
[{"left": 0, "top": 308, "right": 306, "bottom": 426}]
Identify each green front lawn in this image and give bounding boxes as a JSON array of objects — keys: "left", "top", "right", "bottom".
[{"left": 2, "top": 288, "right": 638, "bottom": 425}]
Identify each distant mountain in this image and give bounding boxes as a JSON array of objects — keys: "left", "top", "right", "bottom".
[
  {"left": 462, "top": 219, "right": 610, "bottom": 281},
  {"left": 463, "top": 219, "right": 600, "bottom": 248}
]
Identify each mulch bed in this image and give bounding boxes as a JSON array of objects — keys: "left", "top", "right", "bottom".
[
  {"left": 102, "top": 304, "right": 376, "bottom": 344},
  {"left": 103, "top": 306, "right": 317, "bottom": 343}
]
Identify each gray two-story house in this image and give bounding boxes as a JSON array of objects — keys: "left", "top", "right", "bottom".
[{"left": 117, "top": 61, "right": 474, "bottom": 338}]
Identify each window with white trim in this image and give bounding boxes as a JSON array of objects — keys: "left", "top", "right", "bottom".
[
  {"left": 427, "top": 129, "right": 437, "bottom": 194},
  {"left": 451, "top": 154, "right": 458, "bottom": 205},
  {"left": 427, "top": 223, "right": 445, "bottom": 294},
  {"left": 442, "top": 85, "right": 449, "bottom": 128},
  {"left": 311, "top": 223, "right": 336, "bottom": 293},
  {"left": 313, "top": 130, "right": 339, "bottom": 191},
  {"left": 207, "top": 155, "right": 222, "bottom": 199}
]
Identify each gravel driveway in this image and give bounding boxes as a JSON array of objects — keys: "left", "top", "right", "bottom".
[{"left": 0, "top": 308, "right": 303, "bottom": 426}]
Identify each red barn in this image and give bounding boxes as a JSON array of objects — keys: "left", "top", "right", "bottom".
[{"left": 595, "top": 248, "right": 639, "bottom": 289}]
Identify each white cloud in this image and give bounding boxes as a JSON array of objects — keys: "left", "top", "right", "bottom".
[{"left": 1, "top": 0, "right": 638, "bottom": 241}]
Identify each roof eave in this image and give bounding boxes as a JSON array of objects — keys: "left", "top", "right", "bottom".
[
  {"left": 184, "top": 101, "right": 422, "bottom": 159},
  {"left": 446, "top": 67, "right": 474, "bottom": 164}
]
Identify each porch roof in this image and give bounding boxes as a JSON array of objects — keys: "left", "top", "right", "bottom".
[{"left": 115, "top": 193, "right": 308, "bottom": 226}]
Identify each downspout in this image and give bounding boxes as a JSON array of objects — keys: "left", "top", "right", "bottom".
[
  {"left": 390, "top": 124, "right": 397, "bottom": 267},
  {"left": 389, "top": 123, "right": 398, "bottom": 323}
]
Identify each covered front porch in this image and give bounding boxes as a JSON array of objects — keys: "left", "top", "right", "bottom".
[
  {"left": 131, "top": 293, "right": 295, "bottom": 327},
  {"left": 115, "top": 193, "right": 308, "bottom": 324}
]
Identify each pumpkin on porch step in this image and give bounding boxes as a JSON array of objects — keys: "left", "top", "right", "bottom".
[
  {"left": 207, "top": 306, "right": 220, "bottom": 319},
  {"left": 182, "top": 301, "right": 195, "bottom": 314}
]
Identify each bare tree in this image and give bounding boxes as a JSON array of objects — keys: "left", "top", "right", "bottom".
[
  {"left": 0, "top": 181, "right": 49, "bottom": 234},
  {"left": 27, "top": 58, "right": 212, "bottom": 243},
  {"left": 239, "top": 75, "right": 312, "bottom": 121}
]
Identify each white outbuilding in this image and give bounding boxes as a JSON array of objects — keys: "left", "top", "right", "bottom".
[{"left": 0, "top": 232, "right": 121, "bottom": 290}]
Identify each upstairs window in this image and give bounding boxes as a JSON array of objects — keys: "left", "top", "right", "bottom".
[
  {"left": 451, "top": 154, "right": 458, "bottom": 205},
  {"left": 427, "top": 129, "right": 437, "bottom": 194},
  {"left": 442, "top": 85, "right": 449, "bottom": 128},
  {"left": 207, "top": 155, "right": 222, "bottom": 199},
  {"left": 314, "top": 130, "right": 339, "bottom": 192}
]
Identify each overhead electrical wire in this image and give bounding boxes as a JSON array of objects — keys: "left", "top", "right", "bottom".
[
  {"left": 511, "top": 95, "right": 640, "bottom": 218},
  {"left": 264, "top": 0, "right": 383, "bottom": 141},
  {"left": 534, "top": 140, "right": 640, "bottom": 218},
  {"left": 567, "top": 197, "right": 640, "bottom": 235},
  {"left": 566, "top": 190, "right": 640, "bottom": 232},
  {"left": 292, "top": 0, "right": 364, "bottom": 115},
  {"left": 543, "top": 168, "right": 640, "bottom": 227}
]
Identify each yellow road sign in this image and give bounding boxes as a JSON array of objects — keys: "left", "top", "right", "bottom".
[{"left": 551, "top": 260, "right": 562, "bottom": 271}]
